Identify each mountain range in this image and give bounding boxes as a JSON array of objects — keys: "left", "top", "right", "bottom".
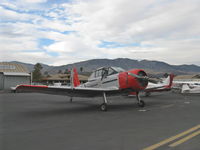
[{"left": 10, "top": 58, "right": 200, "bottom": 76}]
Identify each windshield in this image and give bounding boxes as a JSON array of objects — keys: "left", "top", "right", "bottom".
[{"left": 111, "top": 67, "right": 125, "bottom": 73}]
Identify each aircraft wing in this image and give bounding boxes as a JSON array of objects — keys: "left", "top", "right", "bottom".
[{"left": 15, "top": 85, "right": 131, "bottom": 97}]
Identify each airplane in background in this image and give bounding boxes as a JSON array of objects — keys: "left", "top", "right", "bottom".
[
  {"left": 181, "top": 84, "right": 200, "bottom": 94},
  {"left": 16, "top": 67, "right": 164, "bottom": 111},
  {"left": 172, "top": 80, "right": 200, "bottom": 93},
  {"left": 173, "top": 81, "right": 200, "bottom": 85}
]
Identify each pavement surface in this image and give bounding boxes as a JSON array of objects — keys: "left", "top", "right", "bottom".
[{"left": 0, "top": 91, "right": 200, "bottom": 150}]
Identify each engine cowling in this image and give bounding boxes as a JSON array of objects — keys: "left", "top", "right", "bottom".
[{"left": 118, "top": 69, "right": 148, "bottom": 91}]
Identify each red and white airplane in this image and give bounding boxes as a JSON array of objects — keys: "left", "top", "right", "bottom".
[{"left": 16, "top": 67, "right": 164, "bottom": 111}]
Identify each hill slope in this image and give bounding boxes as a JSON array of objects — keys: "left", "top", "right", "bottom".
[{"left": 8, "top": 58, "right": 200, "bottom": 75}]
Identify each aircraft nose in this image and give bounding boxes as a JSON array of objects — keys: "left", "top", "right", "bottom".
[{"left": 118, "top": 69, "right": 148, "bottom": 90}]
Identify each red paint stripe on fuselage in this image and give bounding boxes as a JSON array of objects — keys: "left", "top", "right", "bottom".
[{"left": 17, "top": 85, "right": 48, "bottom": 88}]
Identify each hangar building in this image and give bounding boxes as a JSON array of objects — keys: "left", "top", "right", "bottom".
[{"left": 0, "top": 62, "right": 31, "bottom": 90}]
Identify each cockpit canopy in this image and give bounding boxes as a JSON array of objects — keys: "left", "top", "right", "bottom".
[{"left": 88, "top": 67, "right": 125, "bottom": 80}]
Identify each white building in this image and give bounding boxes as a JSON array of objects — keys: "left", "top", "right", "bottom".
[{"left": 0, "top": 62, "right": 30, "bottom": 90}]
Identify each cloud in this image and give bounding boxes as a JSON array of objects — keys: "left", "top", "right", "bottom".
[
  {"left": 23, "top": 0, "right": 47, "bottom": 3},
  {"left": 0, "top": 51, "right": 53, "bottom": 65},
  {"left": 0, "top": 6, "right": 31, "bottom": 21},
  {"left": 1, "top": 0, "right": 200, "bottom": 66}
]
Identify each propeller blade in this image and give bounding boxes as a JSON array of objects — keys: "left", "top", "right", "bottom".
[
  {"left": 128, "top": 72, "right": 148, "bottom": 79},
  {"left": 128, "top": 72, "right": 143, "bottom": 79},
  {"left": 128, "top": 72, "right": 158, "bottom": 84}
]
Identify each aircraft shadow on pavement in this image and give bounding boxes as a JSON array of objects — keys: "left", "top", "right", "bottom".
[
  {"left": 14, "top": 93, "right": 176, "bottom": 119},
  {"left": 20, "top": 100, "right": 168, "bottom": 118}
]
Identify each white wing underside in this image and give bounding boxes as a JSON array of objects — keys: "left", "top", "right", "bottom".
[{"left": 16, "top": 85, "right": 133, "bottom": 97}]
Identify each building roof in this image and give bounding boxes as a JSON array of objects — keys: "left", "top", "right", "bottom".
[
  {"left": 0, "top": 62, "right": 29, "bottom": 73},
  {"left": 174, "top": 75, "right": 194, "bottom": 80},
  {"left": 42, "top": 74, "right": 70, "bottom": 81},
  {"left": 174, "top": 74, "right": 200, "bottom": 82},
  {"left": 42, "top": 74, "right": 88, "bottom": 81},
  {"left": 3, "top": 72, "right": 30, "bottom": 76}
]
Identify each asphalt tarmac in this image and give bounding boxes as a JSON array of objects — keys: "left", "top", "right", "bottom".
[{"left": 0, "top": 91, "right": 200, "bottom": 150}]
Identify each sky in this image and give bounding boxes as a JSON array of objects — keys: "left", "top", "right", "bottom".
[{"left": 0, "top": 0, "right": 200, "bottom": 66}]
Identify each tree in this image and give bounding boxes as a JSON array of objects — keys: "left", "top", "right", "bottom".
[
  {"left": 80, "top": 67, "right": 83, "bottom": 72},
  {"left": 64, "top": 68, "right": 70, "bottom": 74},
  {"left": 32, "top": 63, "right": 43, "bottom": 82},
  {"left": 44, "top": 71, "right": 49, "bottom": 76},
  {"left": 163, "top": 73, "right": 169, "bottom": 78}
]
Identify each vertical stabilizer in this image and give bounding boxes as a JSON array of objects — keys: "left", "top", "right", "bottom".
[
  {"left": 163, "top": 74, "right": 174, "bottom": 88},
  {"left": 70, "top": 68, "right": 80, "bottom": 87},
  {"left": 168, "top": 74, "right": 174, "bottom": 88}
]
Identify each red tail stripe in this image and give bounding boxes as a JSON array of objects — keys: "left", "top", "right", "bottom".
[{"left": 73, "top": 68, "right": 80, "bottom": 87}]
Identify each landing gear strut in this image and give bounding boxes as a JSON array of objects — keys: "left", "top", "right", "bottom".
[
  {"left": 100, "top": 92, "right": 108, "bottom": 111},
  {"left": 136, "top": 92, "right": 145, "bottom": 107}
]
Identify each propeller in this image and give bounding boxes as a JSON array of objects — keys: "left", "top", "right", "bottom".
[{"left": 128, "top": 72, "right": 158, "bottom": 84}]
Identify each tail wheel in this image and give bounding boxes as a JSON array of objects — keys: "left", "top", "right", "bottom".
[
  {"left": 138, "top": 100, "right": 145, "bottom": 107},
  {"left": 100, "top": 103, "right": 107, "bottom": 111}
]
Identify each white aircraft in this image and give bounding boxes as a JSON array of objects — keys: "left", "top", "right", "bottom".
[
  {"left": 16, "top": 67, "right": 165, "bottom": 111},
  {"left": 181, "top": 84, "right": 200, "bottom": 94},
  {"left": 173, "top": 80, "right": 200, "bottom": 92},
  {"left": 173, "top": 80, "right": 200, "bottom": 85}
]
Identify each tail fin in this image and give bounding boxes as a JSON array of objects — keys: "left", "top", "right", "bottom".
[
  {"left": 70, "top": 68, "right": 80, "bottom": 87},
  {"left": 168, "top": 74, "right": 174, "bottom": 88},
  {"left": 162, "top": 74, "right": 174, "bottom": 88}
]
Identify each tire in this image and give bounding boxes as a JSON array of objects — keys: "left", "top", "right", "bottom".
[
  {"left": 138, "top": 100, "right": 145, "bottom": 107},
  {"left": 100, "top": 103, "right": 107, "bottom": 111}
]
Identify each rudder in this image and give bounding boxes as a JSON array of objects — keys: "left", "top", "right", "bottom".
[{"left": 70, "top": 68, "right": 80, "bottom": 87}]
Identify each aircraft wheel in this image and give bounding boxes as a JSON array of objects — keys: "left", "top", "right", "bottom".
[
  {"left": 138, "top": 100, "right": 145, "bottom": 107},
  {"left": 100, "top": 103, "right": 107, "bottom": 111}
]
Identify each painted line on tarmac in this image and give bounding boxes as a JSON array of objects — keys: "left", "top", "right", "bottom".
[
  {"left": 143, "top": 124, "right": 200, "bottom": 150},
  {"left": 169, "top": 130, "right": 200, "bottom": 147}
]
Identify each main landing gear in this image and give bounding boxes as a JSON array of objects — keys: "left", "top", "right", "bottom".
[
  {"left": 100, "top": 92, "right": 145, "bottom": 111},
  {"left": 136, "top": 92, "right": 145, "bottom": 107},
  {"left": 100, "top": 92, "right": 108, "bottom": 111}
]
